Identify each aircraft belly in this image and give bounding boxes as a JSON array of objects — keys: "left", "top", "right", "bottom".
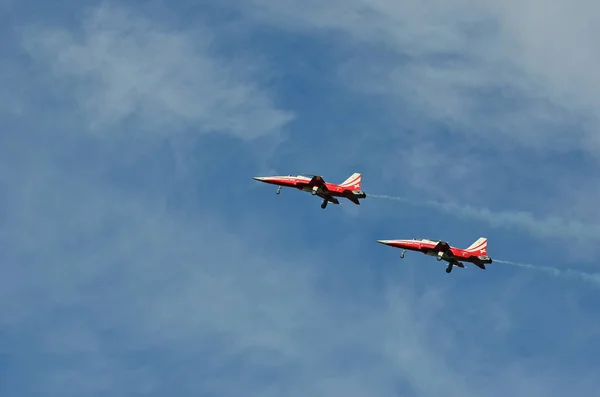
[{"left": 425, "top": 250, "right": 457, "bottom": 262}]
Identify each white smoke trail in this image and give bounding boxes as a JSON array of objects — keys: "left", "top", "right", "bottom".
[
  {"left": 494, "top": 259, "right": 600, "bottom": 287},
  {"left": 368, "top": 194, "right": 600, "bottom": 241}
]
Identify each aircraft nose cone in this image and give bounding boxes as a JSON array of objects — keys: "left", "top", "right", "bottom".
[
  {"left": 376, "top": 240, "right": 393, "bottom": 245},
  {"left": 253, "top": 176, "right": 266, "bottom": 181}
]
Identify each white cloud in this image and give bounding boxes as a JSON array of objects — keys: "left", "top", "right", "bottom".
[
  {"left": 4, "top": 166, "right": 591, "bottom": 396},
  {"left": 6, "top": 0, "right": 595, "bottom": 249},
  {"left": 229, "top": 0, "right": 600, "bottom": 148},
  {"left": 4, "top": 134, "right": 595, "bottom": 396},
  {"left": 18, "top": 3, "right": 294, "bottom": 140},
  {"left": 221, "top": 0, "right": 600, "bottom": 244},
  {"left": 2, "top": 3, "right": 600, "bottom": 396},
  {"left": 231, "top": 0, "right": 600, "bottom": 158},
  {"left": 369, "top": 194, "right": 600, "bottom": 244},
  {"left": 0, "top": 141, "right": 468, "bottom": 395}
]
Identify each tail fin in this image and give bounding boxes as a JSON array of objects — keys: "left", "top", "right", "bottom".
[
  {"left": 465, "top": 237, "right": 487, "bottom": 255},
  {"left": 339, "top": 173, "right": 361, "bottom": 190}
]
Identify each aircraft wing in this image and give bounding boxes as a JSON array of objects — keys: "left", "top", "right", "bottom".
[
  {"left": 307, "top": 175, "right": 327, "bottom": 188},
  {"left": 432, "top": 241, "right": 452, "bottom": 253}
]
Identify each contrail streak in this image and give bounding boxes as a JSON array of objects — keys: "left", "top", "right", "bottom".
[
  {"left": 494, "top": 259, "right": 600, "bottom": 287},
  {"left": 368, "top": 194, "right": 600, "bottom": 241}
]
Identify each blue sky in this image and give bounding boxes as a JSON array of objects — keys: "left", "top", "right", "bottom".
[{"left": 2, "top": 1, "right": 600, "bottom": 395}]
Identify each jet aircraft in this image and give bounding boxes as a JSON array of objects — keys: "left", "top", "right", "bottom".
[
  {"left": 376, "top": 237, "right": 492, "bottom": 273},
  {"left": 252, "top": 173, "right": 366, "bottom": 208}
]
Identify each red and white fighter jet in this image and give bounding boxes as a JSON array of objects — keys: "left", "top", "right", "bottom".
[
  {"left": 376, "top": 237, "right": 492, "bottom": 273},
  {"left": 252, "top": 173, "right": 366, "bottom": 209}
]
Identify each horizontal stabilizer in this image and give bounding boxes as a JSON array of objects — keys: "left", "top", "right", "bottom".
[{"left": 346, "top": 195, "right": 360, "bottom": 205}]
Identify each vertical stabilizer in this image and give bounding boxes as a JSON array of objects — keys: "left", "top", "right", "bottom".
[
  {"left": 466, "top": 237, "right": 487, "bottom": 255},
  {"left": 339, "top": 173, "right": 361, "bottom": 190}
]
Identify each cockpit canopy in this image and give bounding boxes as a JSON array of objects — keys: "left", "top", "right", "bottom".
[{"left": 413, "top": 238, "right": 441, "bottom": 243}]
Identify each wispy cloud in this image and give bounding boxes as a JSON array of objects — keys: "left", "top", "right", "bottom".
[
  {"left": 231, "top": 0, "right": 600, "bottom": 147},
  {"left": 369, "top": 194, "right": 600, "bottom": 242},
  {"left": 2, "top": 2, "right": 600, "bottom": 397},
  {"left": 17, "top": 3, "right": 294, "bottom": 140},
  {"left": 0, "top": 146, "right": 524, "bottom": 396},
  {"left": 226, "top": 0, "right": 600, "bottom": 233}
]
